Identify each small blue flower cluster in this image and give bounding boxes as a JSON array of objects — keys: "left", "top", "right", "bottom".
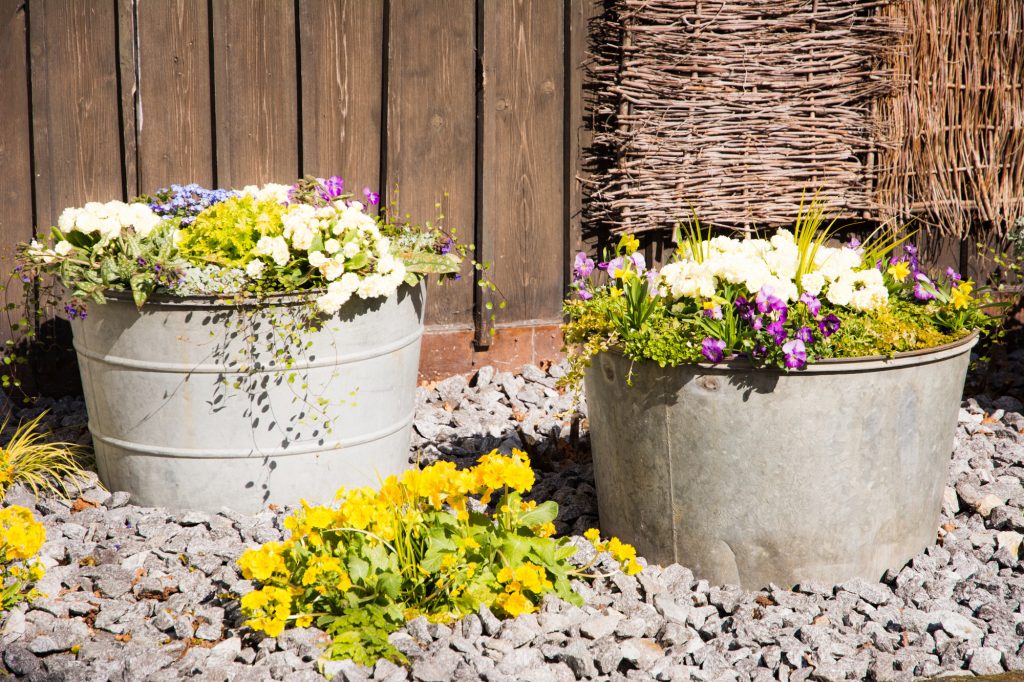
[{"left": 148, "top": 184, "right": 238, "bottom": 226}]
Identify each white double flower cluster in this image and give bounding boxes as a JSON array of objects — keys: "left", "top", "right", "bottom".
[
  {"left": 658, "top": 230, "right": 888, "bottom": 311},
  {"left": 249, "top": 197, "right": 407, "bottom": 315},
  {"left": 56, "top": 201, "right": 163, "bottom": 247}
]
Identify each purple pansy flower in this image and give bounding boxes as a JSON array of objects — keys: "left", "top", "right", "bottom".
[
  {"left": 362, "top": 186, "right": 380, "bottom": 206},
  {"left": 799, "top": 292, "right": 821, "bottom": 317},
  {"left": 704, "top": 305, "right": 723, "bottom": 320},
  {"left": 945, "top": 267, "right": 962, "bottom": 282},
  {"left": 573, "top": 251, "right": 595, "bottom": 279},
  {"left": 318, "top": 176, "right": 345, "bottom": 202},
  {"left": 796, "top": 326, "right": 814, "bottom": 344},
  {"left": 701, "top": 338, "right": 727, "bottom": 363},
  {"left": 818, "top": 313, "right": 841, "bottom": 338},
  {"left": 751, "top": 315, "right": 764, "bottom": 331},
  {"left": 577, "top": 288, "right": 593, "bottom": 301},
  {"left": 782, "top": 339, "right": 807, "bottom": 369},
  {"left": 766, "top": 320, "right": 787, "bottom": 345},
  {"left": 913, "top": 273, "right": 936, "bottom": 301}
]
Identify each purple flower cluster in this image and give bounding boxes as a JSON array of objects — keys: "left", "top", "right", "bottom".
[
  {"left": 64, "top": 302, "right": 87, "bottom": 321},
  {"left": 890, "top": 242, "right": 964, "bottom": 303},
  {"left": 149, "top": 184, "right": 238, "bottom": 226},
  {"left": 572, "top": 252, "right": 596, "bottom": 300},
  {"left": 710, "top": 285, "right": 841, "bottom": 369}
]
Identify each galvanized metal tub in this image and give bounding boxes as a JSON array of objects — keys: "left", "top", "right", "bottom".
[
  {"left": 71, "top": 283, "right": 425, "bottom": 513},
  {"left": 584, "top": 333, "right": 977, "bottom": 589}
]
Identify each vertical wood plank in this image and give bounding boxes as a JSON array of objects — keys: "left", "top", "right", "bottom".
[
  {"left": 117, "top": 0, "right": 138, "bottom": 198},
  {"left": 212, "top": 0, "right": 298, "bottom": 187},
  {"left": 482, "top": 0, "right": 565, "bottom": 323},
  {"left": 387, "top": 0, "right": 476, "bottom": 328},
  {"left": 0, "top": 0, "right": 34, "bottom": 326},
  {"left": 299, "top": 0, "right": 383, "bottom": 193},
  {"left": 29, "top": 0, "right": 124, "bottom": 229},
  {"left": 566, "top": 0, "right": 597, "bottom": 279},
  {"left": 136, "top": 0, "right": 213, "bottom": 192}
]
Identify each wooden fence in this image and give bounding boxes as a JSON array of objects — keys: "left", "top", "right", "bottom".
[{"left": 0, "top": 0, "right": 595, "bottom": 376}]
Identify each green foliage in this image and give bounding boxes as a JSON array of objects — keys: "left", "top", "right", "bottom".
[
  {"left": 235, "top": 451, "right": 639, "bottom": 666},
  {"left": 178, "top": 196, "right": 286, "bottom": 270},
  {"left": 818, "top": 299, "right": 967, "bottom": 358}
]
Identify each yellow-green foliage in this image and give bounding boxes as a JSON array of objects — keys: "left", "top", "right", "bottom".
[
  {"left": 235, "top": 450, "right": 639, "bottom": 666},
  {"left": 0, "top": 412, "right": 90, "bottom": 502},
  {"left": 1, "top": 505, "right": 46, "bottom": 612},
  {"left": 821, "top": 299, "right": 968, "bottom": 358},
  {"left": 177, "top": 195, "right": 286, "bottom": 269}
]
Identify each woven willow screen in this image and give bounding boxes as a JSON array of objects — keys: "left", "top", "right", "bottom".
[
  {"left": 587, "top": 0, "right": 904, "bottom": 235},
  {"left": 875, "top": 0, "right": 1024, "bottom": 237},
  {"left": 587, "top": 0, "right": 1024, "bottom": 240}
]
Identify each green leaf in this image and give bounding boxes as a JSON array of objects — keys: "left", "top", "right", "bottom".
[
  {"left": 347, "top": 556, "right": 370, "bottom": 583},
  {"left": 401, "top": 251, "right": 462, "bottom": 274},
  {"left": 517, "top": 500, "right": 559, "bottom": 528}
]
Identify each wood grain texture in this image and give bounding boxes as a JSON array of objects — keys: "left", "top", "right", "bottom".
[
  {"left": 117, "top": 0, "right": 137, "bottom": 198},
  {"left": 386, "top": 0, "right": 476, "bottom": 328},
  {"left": 212, "top": 0, "right": 298, "bottom": 186},
  {"left": 299, "top": 0, "right": 383, "bottom": 192},
  {"left": 136, "top": 0, "right": 213, "bottom": 192},
  {"left": 0, "top": 0, "right": 34, "bottom": 328},
  {"left": 29, "top": 0, "right": 124, "bottom": 229},
  {"left": 482, "top": 0, "right": 565, "bottom": 323},
  {"left": 566, "top": 0, "right": 597, "bottom": 274}
]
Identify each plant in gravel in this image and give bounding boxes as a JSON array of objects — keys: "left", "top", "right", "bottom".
[
  {"left": 235, "top": 450, "right": 640, "bottom": 666},
  {"left": 0, "top": 505, "right": 46, "bottom": 613},
  {"left": 563, "top": 197, "right": 1003, "bottom": 386},
  {"left": 0, "top": 412, "right": 90, "bottom": 502}
]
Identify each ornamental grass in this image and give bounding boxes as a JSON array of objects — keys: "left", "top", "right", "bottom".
[
  {"left": 236, "top": 450, "right": 639, "bottom": 665},
  {"left": 0, "top": 411, "right": 91, "bottom": 502}
]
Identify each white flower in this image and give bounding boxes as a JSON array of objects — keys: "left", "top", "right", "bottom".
[
  {"left": 246, "top": 259, "right": 266, "bottom": 279},
  {"left": 54, "top": 240, "right": 73, "bottom": 256},
  {"left": 340, "top": 272, "right": 360, "bottom": 293},
  {"left": 342, "top": 240, "right": 360, "bottom": 258},
  {"left": 58, "top": 208, "right": 78, "bottom": 232},
  {"left": 244, "top": 183, "right": 292, "bottom": 203},
  {"left": 316, "top": 280, "right": 353, "bottom": 314},
  {"left": 308, "top": 251, "right": 327, "bottom": 267},
  {"left": 255, "top": 236, "right": 290, "bottom": 267},
  {"left": 325, "top": 239, "right": 342, "bottom": 254},
  {"left": 825, "top": 279, "right": 853, "bottom": 307},
  {"left": 800, "top": 271, "right": 825, "bottom": 297},
  {"left": 321, "top": 258, "right": 345, "bottom": 281}
]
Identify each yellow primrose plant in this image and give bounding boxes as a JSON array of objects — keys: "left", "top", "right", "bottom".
[
  {"left": 236, "top": 450, "right": 639, "bottom": 666},
  {"left": 1, "top": 505, "right": 47, "bottom": 612}
]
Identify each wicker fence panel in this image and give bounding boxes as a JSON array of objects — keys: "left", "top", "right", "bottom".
[
  {"left": 587, "top": 0, "right": 903, "bottom": 235},
  {"left": 875, "top": 0, "right": 1024, "bottom": 238}
]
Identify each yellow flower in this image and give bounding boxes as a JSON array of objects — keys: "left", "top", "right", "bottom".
[
  {"left": 533, "top": 521, "right": 556, "bottom": 538},
  {"left": 497, "top": 590, "right": 535, "bottom": 617},
  {"left": 512, "top": 563, "right": 552, "bottom": 594},
  {"left": 300, "top": 501, "right": 335, "bottom": 530},
  {"left": 619, "top": 234, "right": 640, "bottom": 255},
  {"left": 951, "top": 281, "right": 974, "bottom": 309},
  {"left": 606, "top": 537, "right": 637, "bottom": 563},
  {"left": 609, "top": 287, "right": 623, "bottom": 298},
  {"left": 496, "top": 566, "right": 514, "bottom": 584},
  {"left": 0, "top": 506, "right": 45, "bottom": 561},
  {"left": 294, "top": 615, "right": 313, "bottom": 628},
  {"left": 300, "top": 555, "right": 343, "bottom": 586},
  {"left": 583, "top": 528, "right": 601, "bottom": 543},
  {"left": 472, "top": 450, "right": 534, "bottom": 495},
  {"left": 612, "top": 268, "right": 634, "bottom": 281},
  {"left": 336, "top": 572, "right": 353, "bottom": 591},
  {"left": 237, "top": 542, "right": 288, "bottom": 582},
  {"left": 624, "top": 558, "right": 642, "bottom": 576},
  {"left": 887, "top": 261, "right": 911, "bottom": 282}
]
